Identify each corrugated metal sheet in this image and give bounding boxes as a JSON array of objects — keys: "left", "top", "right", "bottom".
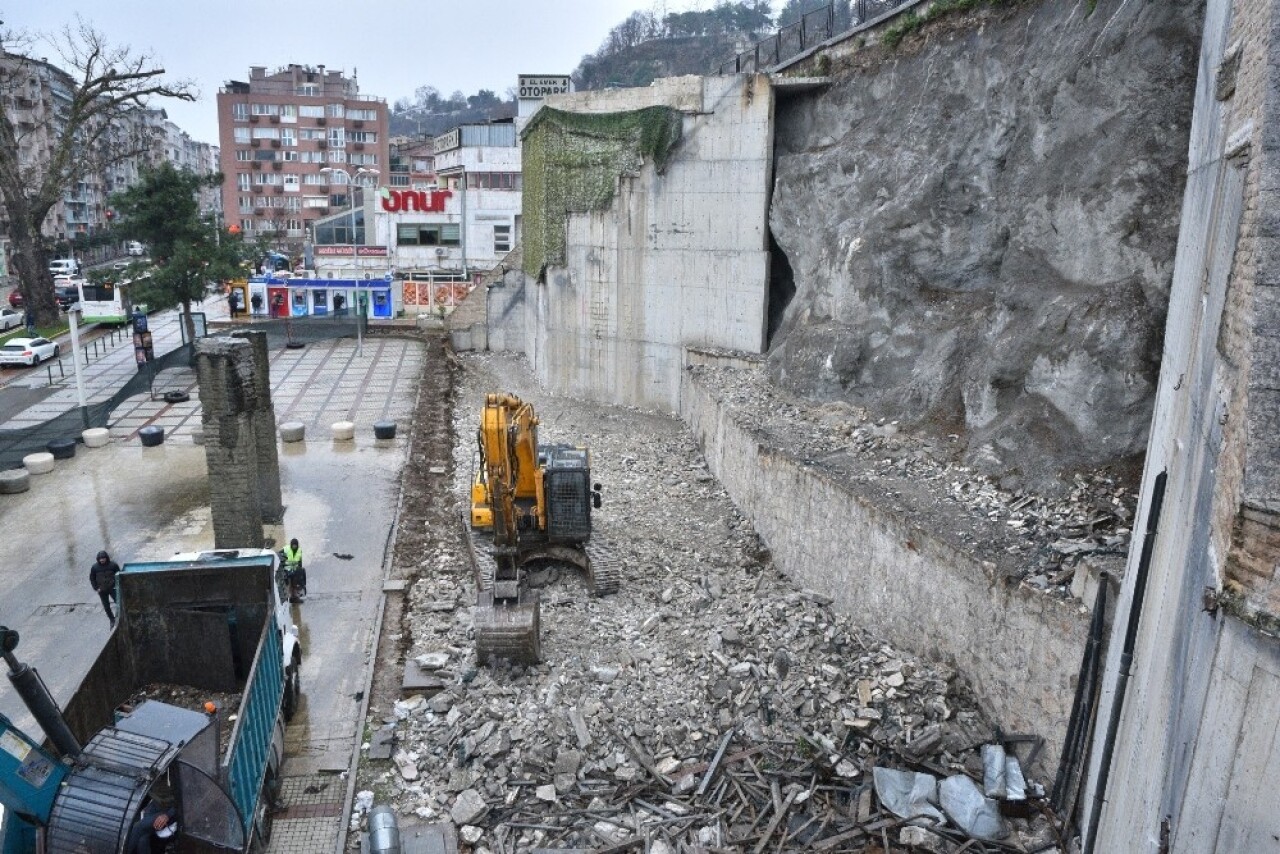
[
  {"left": 460, "top": 124, "right": 516, "bottom": 148},
  {"left": 224, "top": 621, "right": 283, "bottom": 835}
]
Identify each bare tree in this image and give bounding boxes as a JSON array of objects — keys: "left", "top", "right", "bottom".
[{"left": 0, "top": 20, "right": 194, "bottom": 325}]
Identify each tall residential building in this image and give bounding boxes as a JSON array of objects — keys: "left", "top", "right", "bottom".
[{"left": 216, "top": 64, "right": 390, "bottom": 243}]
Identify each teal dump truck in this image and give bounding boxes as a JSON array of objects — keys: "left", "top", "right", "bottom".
[{"left": 0, "top": 549, "right": 302, "bottom": 853}]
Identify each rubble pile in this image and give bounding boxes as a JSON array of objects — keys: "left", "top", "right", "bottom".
[
  {"left": 358, "top": 354, "right": 1065, "bottom": 852},
  {"left": 696, "top": 364, "right": 1136, "bottom": 594},
  {"left": 124, "top": 682, "right": 241, "bottom": 747}
]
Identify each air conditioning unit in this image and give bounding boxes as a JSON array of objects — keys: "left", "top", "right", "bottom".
[
  {"left": 317, "top": 117, "right": 327, "bottom": 126},
  {"left": 250, "top": 139, "right": 261, "bottom": 147},
  {"left": 353, "top": 142, "right": 365, "bottom": 151},
  {"left": 251, "top": 161, "right": 262, "bottom": 170},
  {"left": 249, "top": 114, "right": 260, "bottom": 123},
  {"left": 318, "top": 185, "right": 330, "bottom": 193},
  {"left": 435, "top": 247, "right": 446, "bottom": 256},
  {"left": 352, "top": 120, "right": 364, "bottom": 129},
  {"left": 271, "top": 162, "right": 282, "bottom": 171},
  {"left": 270, "top": 139, "right": 281, "bottom": 148},
  {"left": 317, "top": 140, "right": 327, "bottom": 149},
  {"left": 269, "top": 115, "right": 280, "bottom": 124},
  {"left": 273, "top": 185, "right": 284, "bottom": 194}
]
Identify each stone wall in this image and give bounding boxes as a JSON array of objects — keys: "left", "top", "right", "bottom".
[{"left": 680, "top": 368, "right": 1090, "bottom": 770}]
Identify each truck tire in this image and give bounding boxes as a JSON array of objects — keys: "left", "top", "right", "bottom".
[{"left": 283, "top": 663, "right": 300, "bottom": 722}]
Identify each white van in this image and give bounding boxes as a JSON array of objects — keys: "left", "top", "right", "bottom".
[
  {"left": 48, "top": 258, "right": 79, "bottom": 276},
  {"left": 127, "top": 241, "right": 145, "bottom": 256}
]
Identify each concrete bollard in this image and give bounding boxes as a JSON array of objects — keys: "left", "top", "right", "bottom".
[
  {"left": 191, "top": 426, "right": 205, "bottom": 446},
  {"left": 0, "top": 468, "right": 31, "bottom": 494},
  {"left": 279, "top": 421, "right": 306, "bottom": 443},
  {"left": 23, "top": 453, "right": 55, "bottom": 475},
  {"left": 138, "top": 426, "right": 165, "bottom": 447},
  {"left": 373, "top": 421, "right": 397, "bottom": 440},
  {"left": 331, "top": 421, "right": 355, "bottom": 442},
  {"left": 46, "top": 439, "right": 76, "bottom": 460},
  {"left": 82, "top": 427, "right": 110, "bottom": 448}
]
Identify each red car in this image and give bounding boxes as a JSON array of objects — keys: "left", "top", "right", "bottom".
[{"left": 7, "top": 289, "right": 21, "bottom": 309}]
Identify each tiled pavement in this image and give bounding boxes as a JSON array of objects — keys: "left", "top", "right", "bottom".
[{"left": 269, "top": 774, "right": 347, "bottom": 853}]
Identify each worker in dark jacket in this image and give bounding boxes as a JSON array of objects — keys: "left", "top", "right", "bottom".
[{"left": 90, "top": 550, "right": 120, "bottom": 627}]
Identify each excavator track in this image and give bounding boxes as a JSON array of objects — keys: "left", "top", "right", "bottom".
[{"left": 585, "top": 540, "right": 622, "bottom": 596}]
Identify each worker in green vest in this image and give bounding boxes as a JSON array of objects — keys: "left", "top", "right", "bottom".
[{"left": 281, "top": 538, "right": 306, "bottom": 603}]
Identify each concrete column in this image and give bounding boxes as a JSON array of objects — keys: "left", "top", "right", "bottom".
[
  {"left": 232, "top": 330, "right": 284, "bottom": 523},
  {"left": 195, "top": 337, "right": 265, "bottom": 549}
]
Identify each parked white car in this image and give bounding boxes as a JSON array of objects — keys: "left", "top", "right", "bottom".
[
  {"left": 0, "top": 307, "right": 23, "bottom": 331},
  {"left": 0, "top": 337, "right": 59, "bottom": 367}
]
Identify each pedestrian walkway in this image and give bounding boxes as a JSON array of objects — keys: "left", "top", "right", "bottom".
[{"left": 0, "top": 300, "right": 423, "bottom": 443}]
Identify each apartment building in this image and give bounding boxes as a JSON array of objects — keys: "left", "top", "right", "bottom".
[{"left": 216, "top": 64, "right": 389, "bottom": 244}]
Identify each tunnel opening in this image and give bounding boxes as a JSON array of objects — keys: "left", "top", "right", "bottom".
[{"left": 766, "top": 231, "right": 796, "bottom": 348}]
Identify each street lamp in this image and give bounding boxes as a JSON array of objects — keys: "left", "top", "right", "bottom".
[{"left": 319, "top": 165, "right": 378, "bottom": 356}]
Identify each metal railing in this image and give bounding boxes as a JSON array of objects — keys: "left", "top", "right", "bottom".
[{"left": 715, "top": 0, "right": 917, "bottom": 75}]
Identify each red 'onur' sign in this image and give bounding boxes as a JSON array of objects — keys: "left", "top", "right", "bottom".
[{"left": 381, "top": 189, "right": 452, "bottom": 213}]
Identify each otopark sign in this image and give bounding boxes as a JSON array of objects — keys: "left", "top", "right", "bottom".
[
  {"left": 517, "top": 75, "right": 571, "bottom": 99},
  {"left": 379, "top": 188, "right": 452, "bottom": 213}
]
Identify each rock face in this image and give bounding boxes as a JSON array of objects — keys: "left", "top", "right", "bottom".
[{"left": 768, "top": 0, "right": 1204, "bottom": 492}]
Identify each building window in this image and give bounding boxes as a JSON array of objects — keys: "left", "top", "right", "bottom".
[
  {"left": 296, "top": 84, "right": 319, "bottom": 97},
  {"left": 304, "top": 173, "right": 326, "bottom": 185},
  {"left": 236, "top": 173, "right": 251, "bottom": 191},
  {"left": 303, "top": 196, "right": 329, "bottom": 208},
  {"left": 300, "top": 104, "right": 324, "bottom": 118},
  {"left": 389, "top": 174, "right": 409, "bottom": 187},
  {"left": 284, "top": 175, "right": 300, "bottom": 191},
  {"left": 349, "top": 131, "right": 377, "bottom": 143},
  {"left": 280, "top": 104, "right": 297, "bottom": 122},
  {"left": 240, "top": 219, "right": 254, "bottom": 231},
  {"left": 397, "top": 223, "right": 461, "bottom": 246},
  {"left": 234, "top": 127, "right": 250, "bottom": 144},
  {"left": 494, "top": 225, "right": 511, "bottom": 253},
  {"left": 328, "top": 128, "right": 345, "bottom": 148},
  {"left": 281, "top": 128, "right": 296, "bottom": 147},
  {"left": 235, "top": 149, "right": 252, "bottom": 161},
  {"left": 412, "top": 158, "right": 433, "bottom": 172},
  {"left": 250, "top": 103, "right": 280, "bottom": 116},
  {"left": 326, "top": 103, "right": 345, "bottom": 118},
  {"left": 285, "top": 197, "right": 301, "bottom": 210},
  {"left": 254, "top": 149, "right": 276, "bottom": 161},
  {"left": 466, "top": 172, "right": 521, "bottom": 190},
  {"left": 348, "top": 108, "right": 377, "bottom": 121},
  {"left": 251, "top": 127, "right": 279, "bottom": 140},
  {"left": 300, "top": 151, "right": 325, "bottom": 163},
  {"left": 282, "top": 150, "right": 299, "bottom": 162},
  {"left": 286, "top": 218, "right": 303, "bottom": 232},
  {"left": 326, "top": 150, "right": 347, "bottom": 163},
  {"left": 350, "top": 153, "right": 378, "bottom": 166},
  {"left": 300, "top": 128, "right": 324, "bottom": 141},
  {"left": 238, "top": 196, "right": 254, "bottom": 214},
  {"left": 232, "top": 103, "right": 249, "bottom": 121}
]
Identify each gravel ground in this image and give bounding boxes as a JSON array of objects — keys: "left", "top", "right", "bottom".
[{"left": 353, "top": 351, "right": 1062, "bottom": 852}]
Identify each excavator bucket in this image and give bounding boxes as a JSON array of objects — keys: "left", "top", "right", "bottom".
[{"left": 473, "top": 588, "right": 541, "bottom": 665}]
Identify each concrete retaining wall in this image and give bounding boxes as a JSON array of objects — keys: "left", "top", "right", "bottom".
[
  {"left": 533, "top": 75, "right": 774, "bottom": 413},
  {"left": 680, "top": 368, "right": 1090, "bottom": 770}
]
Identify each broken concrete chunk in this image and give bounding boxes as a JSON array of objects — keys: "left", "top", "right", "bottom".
[
  {"left": 450, "top": 788, "right": 488, "bottom": 825},
  {"left": 415, "top": 651, "right": 450, "bottom": 669}
]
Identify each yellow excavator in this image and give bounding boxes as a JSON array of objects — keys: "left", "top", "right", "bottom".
[{"left": 468, "top": 393, "right": 620, "bottom": 664}]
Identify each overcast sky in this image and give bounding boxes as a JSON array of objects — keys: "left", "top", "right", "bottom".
[{"left": 4, "top": 1, "right": 694, "bottom": 145}]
